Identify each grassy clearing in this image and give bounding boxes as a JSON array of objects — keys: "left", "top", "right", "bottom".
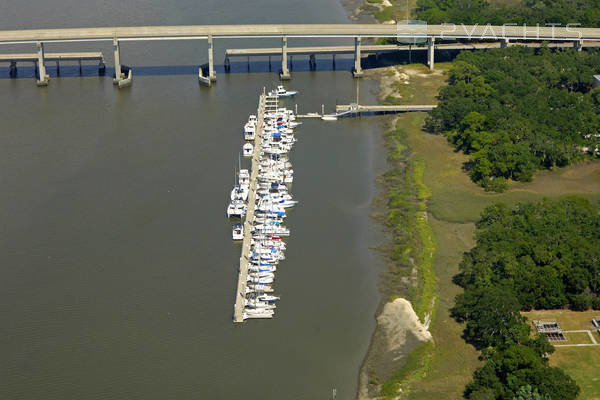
[
  {"left": 522, "top": 310, "right": 600, "bottom": 399},
  {"left": 381, "top": 341, "right": 435, "bottom": 398},
  {"left": 367, "top": 63, "right": 600, "bottom": 399},
  {"left": 550, "top": 348, "right": 600, "bottom": 400},
  {"left": 564, "top": 332, "right": 594, "bottom": 344},
  {"left": 522, "top": 310, "right": 600, "bottom": 331}
]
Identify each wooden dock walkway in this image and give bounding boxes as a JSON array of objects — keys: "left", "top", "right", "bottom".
[
  {"left": 233, "top": 93, "right": 266, "bottom": 323},
  {"left": 335, "top": 104, "right": 436, "bottom": 116}
]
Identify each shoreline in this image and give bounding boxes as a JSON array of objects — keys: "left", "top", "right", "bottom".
[{"left": 356, "top": 64, "right": 443, "bottom": 400}]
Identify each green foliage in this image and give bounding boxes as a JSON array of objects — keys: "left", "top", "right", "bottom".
[
  {"left": 416, "top": 0, "right": 600, "bottom": 27},
  {"left": 452, "top": 198, "right": 596, "bottom": 399},
  {"left": 455, "top": 197, "right": 600, "bottom": 311},
  {"left": 375, "top": 6, "right": 395, "bottom": 22},
  {"left": 425, "top": 47, "right": 600, "bottom": 190},
  {"left": 465, "top": 345, "right": 579, "bottom": 400},
  {"left": 452, "top": 284, "right": 528, "bottom": 349},
  {"left": 513, "top": 385, "right": 551, "bottom": 400}
]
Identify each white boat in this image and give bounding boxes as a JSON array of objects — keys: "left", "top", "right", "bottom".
[
  {"left": 255, "top": 293, "right": 280, "bottom": 303},
  {"left": 244, "top": 122, "right": 256, "bottom": 140},
  {"left": 321, "top": 115, "right": 338, "bottom": 121},
  {"left": 247, "top": 276, "right": 274, "bottom": 284},
  {"left": 227, "top": 200, "right": 246, "bottom": 218},
  {"left": 269, "top": 85, "right": 298, "bottom": 97},
  {"left": 243, "top": 143, "right": 253, "bottom": 157},
  {"left": 232, "top": 223, "right": 244, "bottom": 240},
  {"left": 244, "top": 307, "right": 275, "bottom": 315},
  {"left": 238, "top": 169, "right": 250, "bottom": 186},
  {"left": 249, "top": 264, "right": 277, "bottom": 272},
  {"left": 245, "top": 299, "right": 276, "bottom": 309},
  {"left": 246, "top": 283, "right": 274, "bottom": 293},
  {"left": 243, "top": 312, "right": 273, "bottom": 320},
  {"left": 230, "top": 184, "right": 249, "bottom": 201}
]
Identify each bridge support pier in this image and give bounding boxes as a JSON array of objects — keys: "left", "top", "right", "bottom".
[
  {"left": 574, "top": 40, "right": 584, "bottom": 51},
  {"left": 353, "top": 37, "right": 363, "bottom": 78},
  {"left": 280, "top": 36, "right": 291, "bottom": 80},
  {"left": 112, "top": 39, "right": 132, "bottom": 88},
  {"left": 309, "top": 54, "right": 316, "bottom": 70},
  {"left": 9, "top": 61, "right": 17, "bottom": 77},
  {"left": 36, "top": 42, "right": 49, "bottom": 86},
  {"left": 427, "top": 37, "right": 435, "bottom": 71},
  {"left": 208, "top": 34, "right": 216, "bottom": 81},
  {"left": 501, "top": 38, "right": 509, "bottom": 48}
]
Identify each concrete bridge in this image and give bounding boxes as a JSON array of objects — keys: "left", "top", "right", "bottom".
[{"left": 0, "top": 24, "right": 598, "bottom": 87}]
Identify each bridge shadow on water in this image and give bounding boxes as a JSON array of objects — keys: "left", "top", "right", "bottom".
[{"left": 0, "top": 49, "right": 462, "bottom": 80}]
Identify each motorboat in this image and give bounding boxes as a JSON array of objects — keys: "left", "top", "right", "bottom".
[
  {"left": 238, "top": 169, "right": 250, "bottom": 186},
  {"left": 243, "top": 312, "right": 273, "bottom": 320},
  {"left": 249, "top": 264, "right": 277, "bottom": 272},
  {"left": 243, "top": 142, "right": 253, "bottom": 157},
  {"left": 321, "top": 115, "right": 338, "bottom": 121},
  {"left": 248, "top": 271, "right": 275, "bottom": 279},
  {"left": 245, "top": 299, "right": 276, "bottom": 309},
  {"left": 232, "top": 223, "right": 244, "bottom": 240},
  {"left": 247, "top": 275, "right": 274, "bottom": 284},
  {"left": 244, "top": 307, "right": 274, "bottom": 315},
  {"left": 254, "top": 293, "right": 280, "bottom": 303},
  {"left": 246, "top": 283, "right": 274, "bottom": 293},
  {"left": 269, "top": 85, "right": 298, "bottom": 97},
  {"left": 244, "top": 122, "right": 256, "bottom": 140}
]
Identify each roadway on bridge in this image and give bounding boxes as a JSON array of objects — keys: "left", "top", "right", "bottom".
[{"left": 0, "top": 24, "right": 599, "bottom": 43}]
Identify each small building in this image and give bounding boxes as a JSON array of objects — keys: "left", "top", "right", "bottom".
[
  {"left": 594, "top": 75, "right": 600, "bottom": 88},
  {"left": 533, "top": 319, "right": 567, "bottom": 341}
]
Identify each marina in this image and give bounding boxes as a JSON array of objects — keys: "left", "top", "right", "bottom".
[{"left": 230, "top": 87, "right": 300, "bottom": 322}]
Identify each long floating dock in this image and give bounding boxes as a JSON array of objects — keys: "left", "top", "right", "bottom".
[{"left": 233, "top": 93, "right": 266, "bottom": 323}]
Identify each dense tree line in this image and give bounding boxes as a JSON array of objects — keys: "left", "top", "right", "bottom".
[
  {"left": 416, "top": 0, "right": 600, "bottom": 27},
  {"left": 425, "top": 47, "right": 600, "bottom": 191},
  {"left": 450, "top": 197, "right": 600, "bottom": 399}
]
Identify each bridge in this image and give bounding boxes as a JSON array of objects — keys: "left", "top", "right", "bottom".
[
  {"left": 0, "top": 51, "right": 105, "bottom": 80},
  {"left": 0, "top": 24, "right": 598, "bottom": 86}
]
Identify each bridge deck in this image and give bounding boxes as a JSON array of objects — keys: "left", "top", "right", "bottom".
[
  {"left": 1, "top": 24, "right": 600, "bottom": 43},
  {"left": 0, "top": 52, "right": 103, "bottom": 62}
]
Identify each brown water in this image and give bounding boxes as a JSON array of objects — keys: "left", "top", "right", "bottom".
[{"left": 0, "top": 2, "right": 388, "bottom": 399}]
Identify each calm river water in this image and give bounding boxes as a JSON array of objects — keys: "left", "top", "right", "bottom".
[{"left": 0, "top": 1, "right": 387, "bottom": 399}]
